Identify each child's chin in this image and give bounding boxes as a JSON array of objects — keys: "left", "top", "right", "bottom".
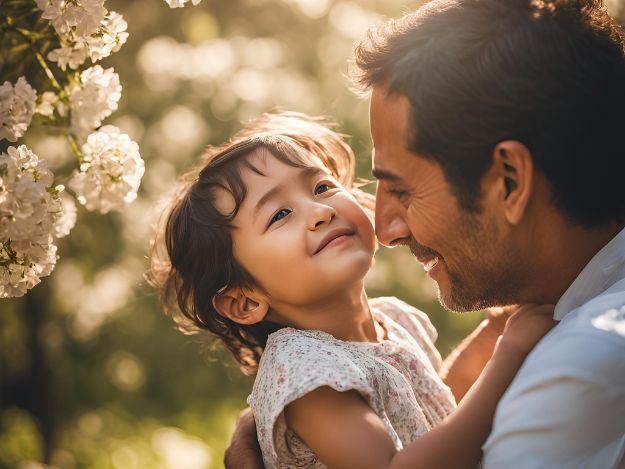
[{"left": 333, "top": 259, "right": 373, "bottom": 285}]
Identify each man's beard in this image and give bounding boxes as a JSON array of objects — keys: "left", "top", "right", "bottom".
[
  {"left": 441, "top": 266, "right": 511, "bottom": 312},
  {"left": 406, "top": 228, "right": 520, "bottom": 313}
]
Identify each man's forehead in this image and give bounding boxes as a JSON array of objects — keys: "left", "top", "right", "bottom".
[{"left": 371, "top": 146, "right": 406, "bottom": 182}]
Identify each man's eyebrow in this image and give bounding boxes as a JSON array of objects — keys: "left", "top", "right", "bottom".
[{"left": 371, "top": 168, "right": 402, "bottom": 182}]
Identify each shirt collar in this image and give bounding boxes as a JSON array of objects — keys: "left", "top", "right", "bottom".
[{"left": 554, "top": 225, "right": 625, "bottom": 321}]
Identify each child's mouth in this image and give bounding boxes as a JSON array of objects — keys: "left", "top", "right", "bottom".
[{"left": 314, "top": 228, "right": 355, "bottom": 254}]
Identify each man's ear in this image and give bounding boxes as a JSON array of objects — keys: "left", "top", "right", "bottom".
[
  {"left": 492, "top": 141, "right": 534, "bottom": 225},
  {"left": 212, "top": 287, "right": 269, "bottom": 325}
]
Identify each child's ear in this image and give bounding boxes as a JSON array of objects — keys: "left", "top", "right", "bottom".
[{"left": 212, "top": 287, "right": 269, "bottom": 325}]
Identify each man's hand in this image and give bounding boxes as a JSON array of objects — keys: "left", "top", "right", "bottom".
[{"left": 224, "top": 408, "right": 265, "bottom": 469}]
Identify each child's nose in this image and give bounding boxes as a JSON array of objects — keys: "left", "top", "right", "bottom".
[{"left": 307, "top": 203, "right": 336, "bottom": 230}]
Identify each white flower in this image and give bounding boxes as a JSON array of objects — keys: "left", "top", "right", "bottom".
[
  {"left": 47, "top": 11, "right": 129, "bottom": 70},
  {"left": 53, "top": 190, "right": 77, "bottom": 238},
  {"left": 164, "top": 0, "right": 202, "bottom": 7},
  {"left": 48, "top": 42, "right": 89, "bottom": 71},
  {"left": 0, "top": 146, "right": 67, "bottom": 298},
  {"left": 86, "top": 11, "right": 129, "bottom": 62},
  {"left": 0, "top": 239, "right": 58, "bottom": 298},
  {"left": 36, "top": 0, "right": 107, "bottom": 38},
  {"left": 0, "top": 145, "right": 54, "bottom": 241},
  {"left": 36, "top": 91, "right": 61, "bottom": 117},
  {"left": 0, "top": 77, "right": 37, "bottom": 142},
  {"left": 67, "top": 65, "right": 121, "bottom": 141},
  {"left": 69, "top": 126, "right": 144, "bottom": 213}
]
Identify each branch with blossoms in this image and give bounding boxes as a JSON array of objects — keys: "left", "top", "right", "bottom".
[
  {"left": 0, "top": 0, "right": 203, "bottom": 298},
  {"left": 0, "top": 0, "right": 145, "bottom": 298}
]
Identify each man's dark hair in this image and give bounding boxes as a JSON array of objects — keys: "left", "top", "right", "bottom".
[{"left": 352, "top": 0, "right": 625, "bottom": 226}]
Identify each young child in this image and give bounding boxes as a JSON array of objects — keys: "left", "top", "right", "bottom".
[{"left": 148, "top": 112, "right": 555, "bottom": 469}]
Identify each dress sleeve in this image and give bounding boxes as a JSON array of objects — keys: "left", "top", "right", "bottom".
[
  {"left": 247, "top": 330, "right": 395, "bottom": 467},
  {"left": 483, "top": 328, "right": 625, "bottom": 468},
  {"left": 370, "top": 296, "right": 443, "bottom": 371}
]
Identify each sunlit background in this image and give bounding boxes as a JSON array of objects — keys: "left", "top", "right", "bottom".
[{"left": 2, "top": 0, "right": 625, "bottom": 467}]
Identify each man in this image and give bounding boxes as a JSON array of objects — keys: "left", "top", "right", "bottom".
[{"left": 226, "top": 0, "right": 625, "bottom": 466}]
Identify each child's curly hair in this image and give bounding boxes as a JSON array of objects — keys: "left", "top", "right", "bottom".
[{"left": 146, "top": 111, "right": 373, "bottom": 374}]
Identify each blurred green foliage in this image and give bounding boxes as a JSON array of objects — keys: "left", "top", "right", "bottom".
[{"left": 9, "top": 0, "right": 623, "bottom": 467}]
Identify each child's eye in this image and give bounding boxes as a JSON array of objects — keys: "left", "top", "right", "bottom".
[
  {"left": 269, "top": 208, "right": 292, "bottom": 226},
  {"left": 315, "top": 182, "right": 334, "bottom": 195}
]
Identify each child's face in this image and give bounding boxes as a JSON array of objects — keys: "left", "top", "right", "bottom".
[{"left": 216, "top": 150, "right": 376, "bottom": 311}]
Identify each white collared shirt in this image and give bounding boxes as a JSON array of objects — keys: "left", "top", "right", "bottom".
[{"left": 483, "top": 226, "right": 625, "bottom": 468}]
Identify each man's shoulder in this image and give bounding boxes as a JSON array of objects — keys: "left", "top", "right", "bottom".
[
  {"left": 483, "top": 294, "right": 625, "bottom": 468},
  {"left": 553, "top": 282, "right": 625, "bottom": 355},
  {"left": 567, "top": 279, "right": 625, "bottom": 337},
  {"left": 503, "top": 288, "right": 625, "bottom": 396}
]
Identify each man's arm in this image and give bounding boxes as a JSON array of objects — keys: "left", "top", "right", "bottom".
[
  {"left": 224, "top": 408, "right": 264, "bottom": 469},
  {"left": 440, "top": 307, "right": 514, "bottom": 402}
]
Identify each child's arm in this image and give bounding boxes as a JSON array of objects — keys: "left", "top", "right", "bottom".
[
  {"left": 285, "top": 304, "right": 556, "bottom": 469},
  {"left": 440, "top": 306, "right": 516, "bottom": 402}
]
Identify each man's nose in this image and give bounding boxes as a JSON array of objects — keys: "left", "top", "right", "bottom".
[
  {"left": 307, "top": 203, "right": 336, "bottom": 230},
  {"left": 375, "top": 197, "right": 411, "bottom": 247}
]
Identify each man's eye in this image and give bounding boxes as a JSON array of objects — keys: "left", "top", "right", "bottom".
[
  {"left": 388, "top": 188, "right": 408, "bottom": 200},
  {"left": 269, "top": 208, "right": 291, "bottom": 226},
  {"left": 315, "top": 183, "right": 334, "bottom": 195}
]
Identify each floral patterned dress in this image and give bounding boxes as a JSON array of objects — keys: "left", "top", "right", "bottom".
[{"left": 247, "top": 296, "right": 457, "bottom": 468}]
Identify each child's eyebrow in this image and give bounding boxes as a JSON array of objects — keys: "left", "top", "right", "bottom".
[
  {"left": 253, "top": 185, "right": 283, "bottom": 217},
  {"left": 252, "top": 166, "right": 328, "bottom": 218},
  {"left": 301, "top": 166, "right": 327, "bottom": 179}
]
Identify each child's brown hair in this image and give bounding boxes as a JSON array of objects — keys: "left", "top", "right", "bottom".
[{"left": 147, "top": 112, "right": 373, "bottom": 374}]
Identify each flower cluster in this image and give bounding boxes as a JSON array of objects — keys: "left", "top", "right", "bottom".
[
  {"left": 0, "top": 146, "right": 74, "bottom": 298},
  {"left": 70, "top": 126, "right": 145, "bottom": 214},
  {"left": 0, "top": 0, "right": 144, "bottom": 297},
  {"left": 68, "top": 65, "right": 121, "bottom": 141},
  {"left": 0, "top": 77, "right": 37, "bottom": 142},
  {"left": 47, "top": 10, "right": 129, "bottom": 71},
  {"left": 36, "top": 0, "right": 107, "bottom": 37}
]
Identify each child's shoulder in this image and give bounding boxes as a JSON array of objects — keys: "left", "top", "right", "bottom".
[
  {"left": 249, "top": 327, "right": 374, "bottom": 429},
  {"left": 369, "top": 296, "right": 438, "bottom": 342},
  {"left": 370, "top": 296, "right": 443, "bottom": 371},
  {"left": 258, "top": 327, "right": 364, "bottom": 380},
  {"left": 249, "top": 329, "right": 377, "bottom": 467}
]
